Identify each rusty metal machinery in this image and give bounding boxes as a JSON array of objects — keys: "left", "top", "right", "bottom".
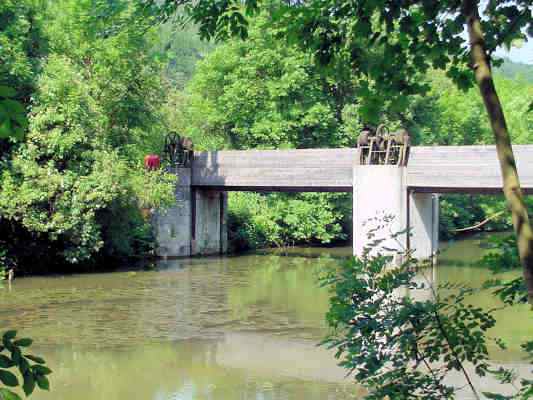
[
  {"left": 356, "top": 124, "right": 410, "bottom": 166},
  {"left": 162, "top": 132, "right": 194, "bottom": 167}
]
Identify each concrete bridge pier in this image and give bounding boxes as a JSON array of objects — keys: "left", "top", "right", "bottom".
[
  {"left": 353, "top": 166, "right": 439, "bottom": 264},
  {"left": 409, "top": 191, "right": 439, "bottom": 263},
  {"left": 192, "top": 189, "right": 228, "bottom": 255},
  {"left": 155, "top": 162, "right": 438, "bottom": 262},
  {"left": 154, "top": 168, "right": 227, "bottom": 258},
  {"left": 154, "top": 167, "right": 193, "bottom": 257}
]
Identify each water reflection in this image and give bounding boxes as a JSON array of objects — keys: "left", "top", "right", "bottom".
[
  {"left": 1, "top": 255, "right": 335, "bottom": 348},
  {"left": 436, "top": 236, "right": 533, "bottom": 361},
  {"left": 0, "top": 236, "right": 531, "bottom": 399},
  {"left": 1, "top": 253, "right": 358, "bottom": 399},
  {"left": 31, "top": 339, "right": 361, "bottom": 400}
]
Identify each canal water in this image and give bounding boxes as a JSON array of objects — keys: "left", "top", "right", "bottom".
[{"left": 1, "top": 235, "right": 531, "bottom": 399}]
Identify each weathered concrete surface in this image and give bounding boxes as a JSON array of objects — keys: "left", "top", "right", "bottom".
[
  {"left": 353, "top": 166, "right": 407, "bottom": 263},
  {"left": 407, "top": 145, "right": 533, "bottom": 193},
  {"left": 192, "top": 190, "right": 227, "bottom": 255},
  {"left": 192, "top": 148, "right": 357, "bottom": 192},
  {"left": 154, "top": 168, "right": 192, "bottom": 257},
  {"left": 191, "top": 145, "right": 533, "bottom": 193},
  {"left": 155, "top": 171, "right": 228, "bottom": 257},
  {"left": 353, "top": 167, "right": 439, "bottom": 262},
  {"left": 409, "top": 193, "right": 439, "bottom": 262}
]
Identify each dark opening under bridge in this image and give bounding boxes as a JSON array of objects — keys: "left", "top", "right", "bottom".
[{"left": 154, "top": 145, "right": 533, "bottom": 262}]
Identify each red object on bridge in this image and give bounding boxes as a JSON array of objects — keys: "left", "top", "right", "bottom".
[{"left": 144, "top": 154, "right": 161, "bottom": 170}]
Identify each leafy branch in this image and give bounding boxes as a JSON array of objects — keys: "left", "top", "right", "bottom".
[
  {"left": 0, "top": 331, "right": 51, "bottom": 400},
  {"left": 319, "top": 222, "right": 531, "bottom": 399}
]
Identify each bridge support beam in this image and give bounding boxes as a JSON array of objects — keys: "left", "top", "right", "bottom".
[
  {"left": 154, "top": 169, "right": 228, "bottom": 258},
  {"left": 353, "top": 166, "right": 438, "bottom": 264},
  {"left": 192, "top": 189, "right": 228, "bottom": 255},
  {"left": 154, "top": 167, "right": 193, "bottom": 257},
  {"left": 409, "top": 192, "right": 439, "bottom": 262}
]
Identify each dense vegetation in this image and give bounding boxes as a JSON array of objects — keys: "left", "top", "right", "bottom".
[
  {"left": 228, "top": 192, "right": 348, "bottom": 251},
  {"left": 159, "top": 1, "right": 532, "bottom": 397},
  {"left": 2, "top": 1, "right": 532, "bottom": 398},
  {"left": 1, "top": 0, "right": 532, "bottom": 271},
  {"left": 0, "top": 0, "right": 175, "bottom": 274}
]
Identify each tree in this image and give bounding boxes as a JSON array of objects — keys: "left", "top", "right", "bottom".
[
  {"left": 180, "top": 13, "right": 348, "bottom": 149},
  {"left": 0, "top": 0, "right": 176, "bottom": 273},
  {"left": 171, "top": 14, "right": 356, "bottom": 248},
  {"left": 411, "top": 71, "right": 532, "bottom": 238},
  {"left": 463, "top": 0, "right": 533, "bottom": 306},
  {"left": 144, "top": 0, "right": 533, "bottom": 303},
  {"left": 155, "top": 23, "right": 214, "bottom": 89}
]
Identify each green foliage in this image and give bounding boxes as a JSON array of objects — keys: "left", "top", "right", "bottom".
[
  {"left": 158, "top": 0, "right": 532, "bottom": 109},
  {"left": 228, "top": 192, "right": 346, "bottom": 250},
  {"left": 180, "top": 13, "right": 351, "bottom": 150},
  {"left": 413, "top": 72, "right": 532, "bottom": 237},
  {"left": 0, "top": 330, "right": 51, "bottom": 400},
  {"left": 480, "top": 234, "right": 530, "bottom": 306},
  {"left": 0, "top": 0, "right": 43, "bottom": 95},
  {"left": 438, "top": 195, "right": 511, "bottom": 240},
  {"left": 490, "top": 277, "right": 529, "bottom": 306},
  {"left": 0, "top": 87, "right": 27, "bottom": 141},
  {"left": 155, "top": 23, "right": 214, "bottom": 89},
  {"left": 497, "top": 58, "right": 533, "bottom": 83},
  {"left": 319, "top": 225, "right": 532, "bottom": 399},
  {"left": 0, "top": 0, "right": 44, "bottom": 144},
  {"left": 410, "top": 70, "right": 532, "bottom": 147},
  {"left": 178, "top": 11, "right": 436, "bottom": 149},
  {"left": 0, "top": 0, "right": 176, "bottom": 272},
  {"left": 480, "top": 234, "right": 521, "bottom": 272},
  {"left": 0, "top": 53, "right": 174, "bottom": 267}
]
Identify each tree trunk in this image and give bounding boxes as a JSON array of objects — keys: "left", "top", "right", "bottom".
[{"left": 463, "top": 0, "right": 533, "bottom": 306}]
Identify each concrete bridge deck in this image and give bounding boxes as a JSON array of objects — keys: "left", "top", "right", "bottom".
[
  {"left": 155, "top": 144, "right": 533, "bottom": 260},
  {"left": 191, "top": 145, "right": 533, "bottom": 193}
]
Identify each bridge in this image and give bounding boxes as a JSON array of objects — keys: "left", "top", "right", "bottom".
[{"left": 154, "top": 145, "right": 533, "bottom": 262}]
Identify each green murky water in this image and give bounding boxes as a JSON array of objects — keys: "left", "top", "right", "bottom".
[{"left": 0, "top": 235, "right": 531, "bottom": 399}]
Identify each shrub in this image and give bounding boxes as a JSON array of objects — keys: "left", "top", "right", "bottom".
[
  {"left": 0, "top": 54, "right": 175, "bottom": 272},
  {"left": 227, "top": 192, "right": 347, "bottom": 251}
]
